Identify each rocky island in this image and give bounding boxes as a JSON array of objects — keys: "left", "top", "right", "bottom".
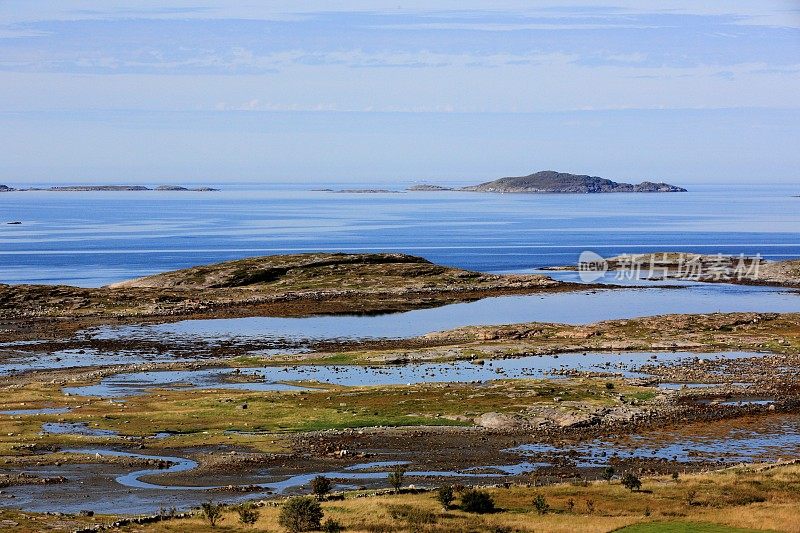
[
  {"left": 401, "top": 171, "right": 685, "bottom": 194},
  {"left": 461, "top": 170, "right": 686, "bottom": 193}
]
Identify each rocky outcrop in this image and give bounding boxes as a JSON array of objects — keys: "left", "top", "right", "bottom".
[
  {"left": 474, "top": 412, "right": 526, "bottom": 429},
  {"left": 549, "top": 252, "right": 800, "bottom": 287},
  {"left": 108, "top": 252, "right": 557, "bottom": 291},
  {"left": 0, "top": 253, "right": 576, "bottom": 323}
]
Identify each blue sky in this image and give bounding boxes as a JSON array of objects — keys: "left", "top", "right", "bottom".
[{"left": 0, "top": 1, "right": 798, "bottom": 184}]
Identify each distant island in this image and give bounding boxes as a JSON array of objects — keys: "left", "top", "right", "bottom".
[
  {"left": 407, "top": 184, "right": 453, "bottom": 192},
  {"left": 408, "top": 170, "right": 686, "bottom": 194},
  {"left": 0, "top": 184, "right": 219, "bottom": 192}
]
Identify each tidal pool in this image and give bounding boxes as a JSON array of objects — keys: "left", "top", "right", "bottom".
[
  {"left": 63, "top": 351, "right": 760, "bottom": 398},
  {"left": 0, "top": 407, "right": 71, "bottom": 416},
  {"left": 42, "top": 422, "right": 118, "bottom": 437},
  {"left": 89, "top": 283, "right": 799, "bottom": 345}
]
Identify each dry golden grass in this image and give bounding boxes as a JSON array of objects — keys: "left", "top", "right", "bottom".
[{"left": 44, "top": 464, "right": 794, "bottom": 533}]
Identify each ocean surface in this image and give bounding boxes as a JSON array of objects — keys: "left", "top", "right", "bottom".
[{"left": 0, "top": 183, "right": 798, "bottom": 287}]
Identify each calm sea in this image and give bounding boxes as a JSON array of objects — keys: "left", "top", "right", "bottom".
[{"left": 0, "top": 183, "right": 798, "bottom": 287}]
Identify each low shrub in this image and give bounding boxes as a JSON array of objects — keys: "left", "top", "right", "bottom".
[
  {"left": 460, "top": 489, "right": 495, "bottom": 514},
  {"left": 236, "top": 502, "right": 260, "bottom": 526},
  {"left": 278, "top": 496, "right": 324, "bottom": 532}
]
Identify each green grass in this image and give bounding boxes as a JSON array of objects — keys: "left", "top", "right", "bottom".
[{"left": 614, "top": 522, "right": 773, "bottom": 533}]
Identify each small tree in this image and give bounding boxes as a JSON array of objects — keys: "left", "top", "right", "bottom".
[
  {"left": 436, "top": 485, "right": 454, "bottom": 510},
  {"left": 236, "top": 502, "right": 260, "bottom": 526},
  {"left": 200, "top": 501, "right": 224, "bottom": 528},
  {"left": 602, "top": 466, "right": 615, "bottom": 483},
  {"left": 311, "top": 475, "right": 333, "bottom": 500},
  {"left": 460, "top": 489, "right": 495, "bottom": 514},
  {"left": 532, "top": 494, "right": 549, "bottom": 515},
  {"left": 278, "top": 496, "right": 323, "bottom": 533},
  {"left": 388, "top": 465, "right": 407, "bottom": 494},
  {"left": 622, "top": 472, "right": 642, "bottom": 492}
]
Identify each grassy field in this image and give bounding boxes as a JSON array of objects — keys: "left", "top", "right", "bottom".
[
  {"left": 132, "top": 464, "right": 800, "bottom": 532},
  {"left": 0, "top": 376, "right": 646, "bottom": 456}
]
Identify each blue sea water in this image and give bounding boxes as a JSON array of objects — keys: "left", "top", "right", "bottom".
[{"left": 0, "top": 183, "right": 798, "bottom": 287}]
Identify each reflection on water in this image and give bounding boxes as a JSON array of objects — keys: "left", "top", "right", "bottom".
[
  {"left": 91, "top": 283, "right": 800, "bottom": 344},
  {"left": 63, "top": 351, "right": 759, "bottom": 398}
]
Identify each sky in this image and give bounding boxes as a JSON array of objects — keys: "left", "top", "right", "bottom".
[{"left": 0, "top": 1, "right": 799, "bottom": 185}]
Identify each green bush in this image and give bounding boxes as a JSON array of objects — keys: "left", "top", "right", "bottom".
[
  {"left": 622, "top": 472, "right": 642, "bottom": 492},
  {"left": 460, "top": 489, "right": 495, "bottom": 514},
  {"left": 236, "top": 502, "right": 260, "bottom": 526},
  {"left": 533, "top": 494, "right": 549, "bottom": 515},
  {"left": 278, "top": 496, "right": 324, "bottom": 532},
  {"left": 436, "top": 485, "right": 454, "bottom": 510}
]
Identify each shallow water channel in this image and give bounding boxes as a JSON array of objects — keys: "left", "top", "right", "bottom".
[{"left": 62, "top": 351, "right": 760, "bottom": 398}]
